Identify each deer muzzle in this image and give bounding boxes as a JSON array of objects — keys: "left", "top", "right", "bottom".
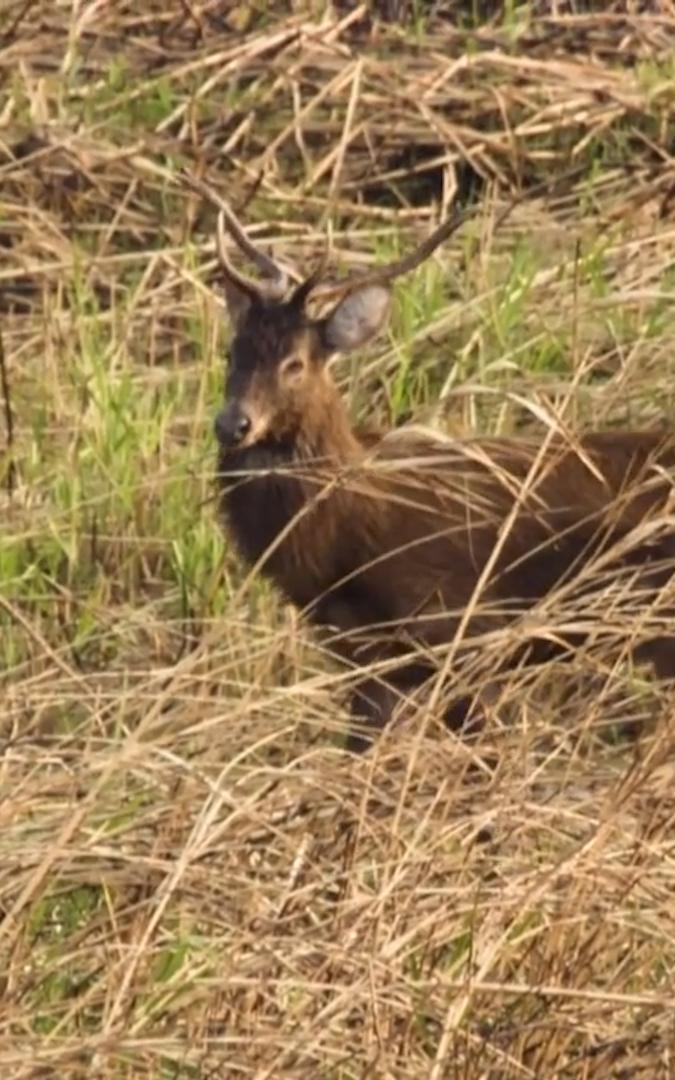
[{"left": 214, "top": 403, "right": 252, "bottom": 448}]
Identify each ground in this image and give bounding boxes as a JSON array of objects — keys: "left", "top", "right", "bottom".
[{"left": 2, "top": 2, "right": 675, "bottom": 1077}]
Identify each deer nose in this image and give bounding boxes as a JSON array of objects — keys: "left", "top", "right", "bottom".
[{"left": 215, "top": 405, "right": 251, "bottom": 447}]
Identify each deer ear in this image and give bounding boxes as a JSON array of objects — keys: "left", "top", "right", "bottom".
[
  {"left": 222, "top": 276, "right": 254, "bottom": 329},
  {"left": 320, "top": 284, "right": 391, "bottom": 354}
]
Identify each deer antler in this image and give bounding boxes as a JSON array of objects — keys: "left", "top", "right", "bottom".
[
  {"left": 182, "top": 171, "right": 298, "bottom": 300},
  {"left": 307, "top": 206, "right": 468, "bottom": 304},
  {"left": 183, "top": 169, "right": 533, "bottom": 309},
  {"left": 308, "top": 193, "right": 527, "bottom": 305}
]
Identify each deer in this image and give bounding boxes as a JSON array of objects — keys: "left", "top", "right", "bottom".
[{"left": 192, "top": 181, "right": 675, "bottom": 752}]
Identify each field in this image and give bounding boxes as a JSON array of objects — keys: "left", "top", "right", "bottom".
[{"left": 2, "top": 2, "right": 675, "bottom": 1077}]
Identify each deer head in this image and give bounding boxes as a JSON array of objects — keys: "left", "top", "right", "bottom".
[{"left": 186, "top": 176, "right": 467, "bottom": 450}]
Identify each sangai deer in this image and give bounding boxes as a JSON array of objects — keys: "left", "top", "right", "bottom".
[{"left": 193, "top": 180, "right": 675, "bottom": 751}]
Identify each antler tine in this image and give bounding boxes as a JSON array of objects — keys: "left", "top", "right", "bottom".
[
  {"left": 183, "top": 170, "right": 297, "bottom": 298},
  {"left": 310, "top": 196, "right": 520, "bottom": 304},
  {"left": 310, "top": 208, "right": 466, "bottom": 304},
  {"left": 359, "top": 205, "right": 466, "bottom": 287},
  {"left": 215, "top": 211, "right": 266, "bottom": 298},
  {"left": 216, "top": 195, "right": 290, "bottom": 297}
]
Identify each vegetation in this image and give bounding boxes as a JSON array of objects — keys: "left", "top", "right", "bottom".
[{"left": 1, "top": 2, "right": 675, "bottom": 1076}]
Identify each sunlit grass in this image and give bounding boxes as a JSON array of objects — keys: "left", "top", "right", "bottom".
[{"left": 2, "top": 2, "right": 675, "bottom": 1077}]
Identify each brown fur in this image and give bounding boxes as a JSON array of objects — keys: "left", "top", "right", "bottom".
[{"left": 215, "top": 295, "right": 675, "bottom": 752}]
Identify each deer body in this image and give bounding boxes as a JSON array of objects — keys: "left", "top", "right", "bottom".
[{"left": 191, "top": 179, "right": 675, "bottom": 750}]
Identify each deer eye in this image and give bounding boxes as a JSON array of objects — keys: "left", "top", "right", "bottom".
[{"left": 280, "top": 356, "right": 305, "bottom": 381}]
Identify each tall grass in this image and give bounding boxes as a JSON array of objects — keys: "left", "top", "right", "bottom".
[{"left": 2, "top": 3, "right": 675, "bottom": 1077}]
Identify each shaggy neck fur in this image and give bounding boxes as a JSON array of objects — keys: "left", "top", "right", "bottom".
[{"left": 217, "top": 376, "right": 379, "bottom": 608}]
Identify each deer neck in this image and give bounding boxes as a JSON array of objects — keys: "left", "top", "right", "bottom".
[
  {"left": 217, "top": 381, "right": 371, "bottom": 602},
  {"left": 294, "top": 382, "right": 363, "bottom": 464}
]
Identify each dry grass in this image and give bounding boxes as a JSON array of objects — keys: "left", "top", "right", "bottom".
[{"left": 2, "top": 2, "right": 675, "bottom": 1077}]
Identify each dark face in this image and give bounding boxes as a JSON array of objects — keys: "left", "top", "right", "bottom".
[
  {"left": 214, "top": 297, "right": 327, "bottom": 450},
  {"left": 214, "top": 276, "right": 392, "bottom": 451}
]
